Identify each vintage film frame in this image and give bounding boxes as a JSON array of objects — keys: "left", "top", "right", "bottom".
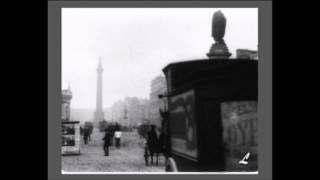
[{"left": 48, "top": 1, "right": 272, "bottom": 179}]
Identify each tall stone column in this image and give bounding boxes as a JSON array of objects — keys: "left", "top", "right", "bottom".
[{"left": 94, "top": 57, "right": 105, "bottom": 127}]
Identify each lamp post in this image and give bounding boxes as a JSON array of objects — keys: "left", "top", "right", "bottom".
[
  {"left": 158, "top": 92, "right": 169, "bottom": 112},
  {"left": 158, "top": 91, "right": 171, "bottom": 165}
]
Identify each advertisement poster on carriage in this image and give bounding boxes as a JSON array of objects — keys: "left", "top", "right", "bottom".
[
  {"left": 221, "top": 101, "right": 258, "bottom": 171},
  {"left": 169, "top": 90, "right": 198, "bottom": 161}
]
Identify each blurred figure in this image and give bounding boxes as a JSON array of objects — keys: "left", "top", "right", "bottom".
[
  {"left": 102, "top": 130, "right": 112, "bottom": 156},
  {"left": 115, "top": 123, "right": 122, "bottom": 148},
  {"left": 88, "top": 126, "right": 93, "bottom": 141},
  {"left": 83, "top": 128, "right": 90, "bottom": 144},
  {"left": 115, "top": 131, "right": 122, "bottom": 148},
  {"left": 144, "top": 138, "right": 149, "bottom": 166},
  {"left": 80, "top": 126, "right": 84, "bottom": 136},
  {"left": 84, "top": 121, "right": 93, "bottom": 142}
]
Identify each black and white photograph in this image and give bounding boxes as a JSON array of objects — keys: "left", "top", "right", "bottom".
[{"left": 61, "top": 8, "right": 258, "bottom": 174}]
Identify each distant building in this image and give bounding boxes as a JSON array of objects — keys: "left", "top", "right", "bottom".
[
  {"left": 139, "top": 99, "right": 151, "bottom": 123},
  {"left": 126, "top": 98, "right": 150, "bottom": 127},
  {"left": 70, "top": 108, "right": 94, "bottom": 124},
  {"left": 103, "top": 108, "right": 113, "bottom": 122},
  {"left": 149, "top": 75, "right": 167, "bottom": 127},
  {"left": 236, "top": 49, "right": 258, "bottom": 60},
  {"left": 110, "top": 100, "right": 126, "bottom": 125},
  {"left": 108, "top": 97, "right": 149, "bottom": 128},
  {"left": 62, "top": 88, "right": 72, "bottom": 121}
]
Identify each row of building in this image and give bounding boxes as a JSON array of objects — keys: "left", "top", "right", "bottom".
[
  {"left": 103, "top": 75, "right": 167, "bottom": 128},
  {"left": 236, "top": 49, "right": 258, "bottom": 60}
]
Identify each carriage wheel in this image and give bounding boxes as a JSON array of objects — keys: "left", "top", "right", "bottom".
[{"left": 165, "top": 157, "right": 178, "bottom": 172}]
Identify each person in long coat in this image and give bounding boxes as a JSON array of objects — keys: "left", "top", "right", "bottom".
[
  {"left": 83, "top": 128, "right": 90, "bottom": 144},
  {"left": 102, "top": 130, "right": 112, "bottom": 156}
]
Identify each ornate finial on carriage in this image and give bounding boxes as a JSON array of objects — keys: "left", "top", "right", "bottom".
[{"left": 207, "top": 10, "right": 232, "bottom": 59}]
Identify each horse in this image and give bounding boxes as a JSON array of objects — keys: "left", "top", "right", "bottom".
[{"left": 144, "top": 126, "right": 165, "bottom": 166}]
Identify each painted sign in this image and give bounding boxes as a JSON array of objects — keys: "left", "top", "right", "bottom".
[
  {"left": 221, "top": 101, "right": 258, "bottom": 171},
  {"left": 169, "top": 90, "right": 198, "bottom": 161},
  {"left": 62, "top": 122, "right": 80, "bottom": 155}
]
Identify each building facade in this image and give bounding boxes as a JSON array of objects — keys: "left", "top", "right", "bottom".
[
  {"left": 107, "top": 97, "right": 150, "bottom": 128},
  {"left": 236, "top": 49, "right": 258, "bottom": 60},
  {"left": 148, "top": 75, "right": 167, "bottom": 127}
]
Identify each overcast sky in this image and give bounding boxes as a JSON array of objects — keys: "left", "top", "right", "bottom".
[{"left": 62, "top": 8, "right": 258, "bottom": 109}]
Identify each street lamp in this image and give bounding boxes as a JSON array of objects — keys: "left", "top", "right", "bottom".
[{"left": 158, "top": 92, "right": 169, "bottom": 112}]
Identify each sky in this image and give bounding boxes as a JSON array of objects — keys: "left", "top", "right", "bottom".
[{"left": 62, "top": 8, "right": 258, "bottom": 109}]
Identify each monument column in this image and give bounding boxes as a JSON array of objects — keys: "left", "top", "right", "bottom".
[{"left": 94, "top": 57, "right": 104, "bottom": 127}]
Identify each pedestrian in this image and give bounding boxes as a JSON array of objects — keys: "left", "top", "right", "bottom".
[
  {"left": 114, "top": 123, "right": 122, "bottom": 148},
  {"left": 80, "top": 126, "right": 83, "bottom": 136},
  {"left": 83, "top": 128, "right": 89, "bottom": 144},
  {"left": 88, "top": 126, "right": 92, "bottom": 142},
  {"left": 102, "top": 130, "right": 112, "bottom": 156},
  {"left": 115, "top": 130, "right": 122, "bottom": 148}
]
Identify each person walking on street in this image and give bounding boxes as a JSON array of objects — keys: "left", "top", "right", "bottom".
[
  {"left": 115, "top": 130, "right": 122, "bottom": 148},
  {"left": 102, "top": 130, "right": 112, "bottom": 156},
  {"left": 115, "top": 123, "right": 122, "bottom": 148},
  {"left": 83, "top": 128, "right": 89, "bottom": 144}
]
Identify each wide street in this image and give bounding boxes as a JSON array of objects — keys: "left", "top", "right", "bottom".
[{"left": 62, "top": 128, "right": 165, "bottom": 173}]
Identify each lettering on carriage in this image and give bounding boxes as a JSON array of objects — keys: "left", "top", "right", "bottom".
[
  {"left": 226, "top": 118, "right": 257, "bottom": 146},
  {"left": 221, "top": 101, "right": 258, "bottom": 158}
]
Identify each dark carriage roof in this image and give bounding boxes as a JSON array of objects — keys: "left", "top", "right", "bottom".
[
  {"left": 162, "top": 58, "right": 257, "bottom": 73},
  {"left": 162, "top": 58, "right": 258, "bottom": 96}
]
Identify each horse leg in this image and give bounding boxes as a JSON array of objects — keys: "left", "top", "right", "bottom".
[
  {"left": 150, "top": 153, "right": 153, "bottom": 165},
  {"left": 156, "top": 153, "right": 159, "bottom": 165},
  {"left": 144, "top": 147, "right": 149, "bottom": 166}
]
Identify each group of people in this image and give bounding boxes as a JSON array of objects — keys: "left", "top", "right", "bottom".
[
  {"left": 81, "top": 121, "right": 166, "bottom": 163},
  {"left": 102, "top": 123, "right": 122, "bottom": 156}
]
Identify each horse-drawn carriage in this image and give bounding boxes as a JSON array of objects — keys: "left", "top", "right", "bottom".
[
  {"left": 160, "top": 59, "right": 258, "bottom": 172},
  {"left": 137, "top": 120, "right": 167, "bottom": 166}
]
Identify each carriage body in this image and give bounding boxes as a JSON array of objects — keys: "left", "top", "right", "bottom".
[{"left": 162, "top": 59, "right": 258, "bottom": 172}]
